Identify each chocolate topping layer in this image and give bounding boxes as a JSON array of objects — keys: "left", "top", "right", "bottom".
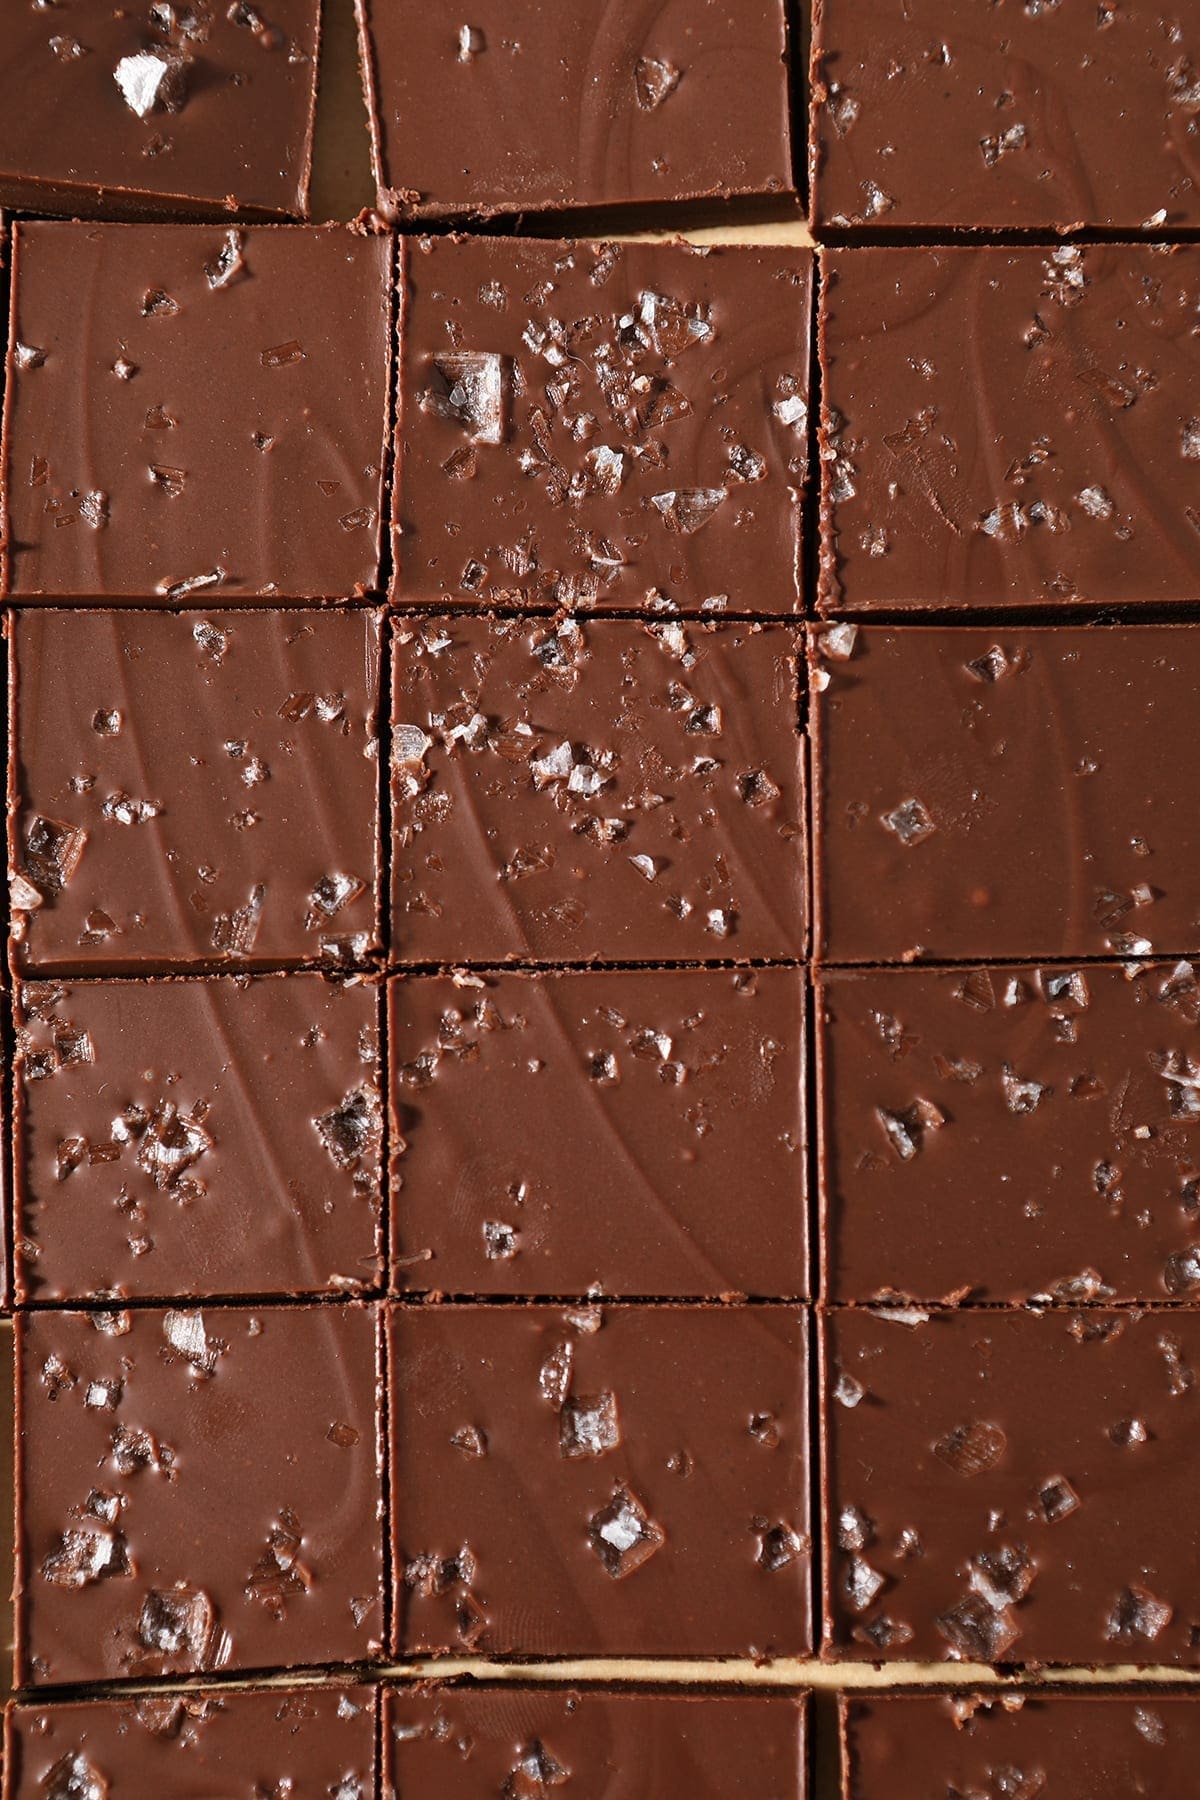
[
  {"left": 385, "top": 1686, "right": 808, "bottom": 1797},
  {"left": 812, "top": 624, "right": 1200, "bottom": 965},
  {"left": 389, "top": 1302, "right": 811, "bottom": 1658},
  {"left": 396, "top": 235, "right": 810, "bottom": 613},
  {"left": 358, "top": 0, "right": 794, "bottom": 218},
  {"left": 843, "top": 1690, "right": 1200, "bottom": 1798},
  {"left": 391, "top": 615, "right": 805, "bottom": 964},
  {"left": 823, "top": 1306, "right": 1200, "bottom": 1666},
  {"left": 10, "top": 609, "right": 383, "bottom": 974},
  {"left": 0, "top": 0, "right": 321, "bottom": 220},
  {"left": 14, "top": 974, "right": 382, "bottom": 1303},
  {"left": 819, "top": 245, "right": 1200, "bottom": 611},
  {"left": 812, "top": 0, "right": 1200, "bottom": 232},
  {"left": 5, "top": 1685, "right": 377, "bottom": 1796},
  {"left": 389, "top": 966, "right": 806, "bottom": 1298},
  {"left": 16, "top": 1303, "right": 384, "bottom": 1686},
  {"left": 819, "top": 960, "right": 1200, "bottom": 1307},
  {"left": 2, "top": 222, "right": 392, "bottom": 599}
]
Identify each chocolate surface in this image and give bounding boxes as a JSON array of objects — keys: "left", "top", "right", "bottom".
[
  {"left": 818, "top": 245, "right": 1200, "bottom": 611},
  {"left": 0, "top": 1, "right": 320, "bottom": 220},
  {"left": 390, "top": 966, "right": 806, "bottom": 1298},
  {"left": 823, "top": 1306, "right": 1200, "bottom": 1665},
  {"left": 2, "top": 221, "right": 391, "bottom": 599},
  {"left": 811, "top": 624, "right": 1200, "bottom": 965},
  {"left": 358, "top": 1, "right": 793, "bottom": 218},
  {"left": 842, "top": 1690, "right": 1200, "bottom": 1799},
  {"left": 14, "top": 974, "right": 382, "bottom": 1303},
  {"left": 10, "top": 609, "right": 383, "bottom": 974},
  {"left": 16, "top": 1302, "right": 384, "bottom": 1686},
  {"left": 811, "top": 0, "right": 1200, "bottom": 231},
  {"left": 5, "top": 1684, "right": 377, "bottom": 1797},
  {"left": 819, "top": 961, "right": 1200, "bottom": 1306},
  {"left": 389, "top": 1302, "right": 811, "bottom": 1658},
  {"left": 395, "top": 235, "right": 810, "bottom": 612},
  {"left": 385, "top": 1686, "right": 808, "bottom": 1798},
  {"left": 391, "top": 615, "right": 805, "bottom": 963}
]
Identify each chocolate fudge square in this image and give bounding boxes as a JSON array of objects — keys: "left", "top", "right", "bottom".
[
  {"left": 0, "top": 0, "right": 321, "bottom": 220},
  {"left": 14, "top": 974, "right": 382, "bottom": 1303},
  {"left": 385, "top": 1686, "right": 808, "bottom": 1798},
  {"left": 842, "top": 1690, "right": 1200, "bottom": 1799},
  {"left": 9, "top": 608, "right": 383, "bottom": 973},
  {"left": 823, "top": 1306, "right": 1200, "bottom": 1666},
  {"left": 4, "top": 1685, "right": 377, "bottom": 1797},
  {"left": 2, "top": 221, "right": 391, "bottom": 599},
  {"left": 394, "top": 235, "right": 810, "bottom": 612},
  {"left": 811, "top": 624, "right": 1200, "bottom": 965},
  {"left": 818, "top": 960, "right": 1200, "bottom": 1307},
  {"left": 818, "top": 245, "right": 1200, "bottom": 611},
  {"left": 389, "top": 1302, "right": 811, "bottom": 1658},
  {"left": 811, "top": 0, "right": 1200, "bottom": 232},
  {"left": 358, "top": 1, "right": 794, "bottom": 218},
  {"left": 16, "top": 1303, "right": 384, "bottom": 1686},
  {"left": 389, "top": 965, "right": 806, "bottom": 1299},
  {"left": 391, "top": 615, "right": 805, "bottom": 963}
]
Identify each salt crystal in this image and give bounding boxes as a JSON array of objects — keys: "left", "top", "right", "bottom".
[
  {"left": 429, "top": 352, "right": 507, "bottom": 444},
  {"left": 482, "top": 1220, "right": 519, "bottom": 1260},
  {"left": 559, "top": 1391, "right": 621, "bottom": 1458},
  {"left": 588, "top": 1485, "right": 665, "bottom": 1578},
  {"left": 114, "top": 48, "right": 187, "bottom": 117},
  {"left": 650, "top": 487, "right": 726, "bottom": 534},
  {"left": 880, "top": 797, "right": 936, "bottom": 847},
  {"left": 843, "top": 1554, "right": 885, "bottom": 1612},
  {"left": 634, "top": 55, "right": 681, "bottom": 110}
]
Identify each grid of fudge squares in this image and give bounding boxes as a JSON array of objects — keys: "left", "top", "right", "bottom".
[
  {"left": 357, "top": 0, "right": 796, "bottom": 220},
  {"left": 4, "top": 1685, "right": 378, "bottom": 1797},
  {"left": 2, "top": 1685, "right": 809, "bottom": 1797},
  {"left": 0, "top": 0, "right": 322, "bottom": 221},
  {"left": 394, "top": 234, "right": 811, "bottom": 613},
  {"left": 2, "top": 221, "right": 392, "bottom": 601}
]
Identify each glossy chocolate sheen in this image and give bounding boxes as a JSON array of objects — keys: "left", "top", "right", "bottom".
[
  {"left": 823, "top": 1306, "right": 1200, "bottom": 1666},
  {"left": 2, "top": 222, "right": 391, "bottom": 599},
  {"left": 389, "top": 966, "right": 806, "bottom": 1298},
  {"left": 0, "top": 1, "right": 320, "bottom": 220},
  {"left": 811, "top": 0, "right": 1200, "bottom": 231},
  {"left": 391, "top": 616, "right": 805, "bottom": 963},
  {"left": 10, "top": 609, "right": 383, "bottom": 974},
  {"left": 357, "top": 0, "right": 793, "bottom": 218},
  {"left": 818, "top": 245, "right": 1200, "bottom": 611},
  {"left": 395, "top": 235, "right": 810, "bottom": 612},
  {"left": 385, "top": 1686, "right": 808, "bottom": 1798},
  {"left": 389, "top": 1302, "right": 811, "bottom": 1658},
  {"left": 811, "top": 624, "right": 1200, "bottom": 965},
  {"left": 842, "top": 1690, "right": 1200, "bottom": 1799},
  {"left": 4, "top": 1685, "right": 377, "bottom": 1798},
  {"left": 16, "top": 1303, "right": 384, "bottom": 1686},
  {"left": 819, "top": 961, "right": 1200, "bottom": 1306},
  {"left": 14, "top": 974, "right": 382, "bottom": 1303}
]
